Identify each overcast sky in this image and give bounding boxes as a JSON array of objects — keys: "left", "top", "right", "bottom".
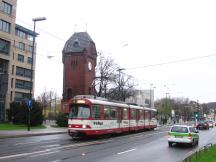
[{"left": 16, "top": 0, "right": 216, "bottom": 103}]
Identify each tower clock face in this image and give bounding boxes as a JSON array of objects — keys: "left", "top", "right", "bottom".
[{"left": 88, "top": 61, "right": 92, "bottom": 70}]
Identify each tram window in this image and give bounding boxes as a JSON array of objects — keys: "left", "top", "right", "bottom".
[
  {"left": 136, "top": 110, "right": 140, "bottom": 120},
  {"left": 69, "top": 105, "right": 90, "bottom": 119},
  {"left": 110, "top": 108, "right": 117, "bottom": 119},
  {"left": 145, "top": 111, "right": 150, "bottom": 120},
  {"left": 104, "top": 106, "right": 110, "bottom": 119},
  {"left": 130, "top": 109, "right": 136, "bottom": 119},
  {"left": 123, "top": 108, "right": 128, "bottom": 120},
  {"left": 92, "top": 105, "right": 100, "bottom": 119},
  {"left": 140, "top": 110, "right": 144, "bottom": 119},
  {"left": 151, "top": 111, "right": 157, "bottom": 119}
]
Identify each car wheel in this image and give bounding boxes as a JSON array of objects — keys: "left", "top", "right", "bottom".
[{"left": 168, "top": 142, "right": 173, "bottom": 147}]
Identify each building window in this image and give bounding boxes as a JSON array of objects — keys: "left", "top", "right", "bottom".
[
  {"left": 10, "top": 91, "right": 13, "bottom": 101},
  {"left": 28, "top": 45, "right": 33, "bottom": 52},
  {"left": 17, "top": 42, "right": 25, "bottom": 51},
  {"left": 27, "top": 34, "right": 33, "bottom": 41},
  {"left": 0, "top": 38, "right": 10, "bottom": 55},
  {"left": 2, "top": 1, "right": 12, "bottom": 15},
  {"left": 0, "top": 59, "right": 8, "bottom": 73},
  {"left": 15, "top": 29, "right": 26, "bottom": 39},
  {"left": 27, "top": 57, "right": 32, "bottom": 64},
  {"left": 15, "top": 92, "right": 30, "bottom": 101},
  {"left": 17, "top": 54, "right": 24, "bottom": 62},
  {"left": 12, "top": 65, "right": 14, "bottom": 74},
  {"left": 15, "top": 79, "right": 32, "bottom": 90},
  {"left": 11, "top": 78, "right": 13, "bottom": 88},
  {"left": 0, "top": 19, "right": 10, "bottom": 33},
  {"left": 16, "top": 67, "right": 32, "bottom": 78}
]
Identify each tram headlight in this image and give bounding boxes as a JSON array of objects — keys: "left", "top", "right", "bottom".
[{"left": 82, "top": 124, "right": 86, "bottom": 128}]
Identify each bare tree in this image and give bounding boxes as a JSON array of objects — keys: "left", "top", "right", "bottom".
[
  {"left": 107, "top": 72, "right": 136, "bottom": 101},
  {"left": 95, "top": 52, "right": 136, "bottom": 101},
  {"left": 36, "top": 90, "right": 57, "bottom": 119},
  {"left": 95, "top": 52, "right": 118, "bottom": 97}
]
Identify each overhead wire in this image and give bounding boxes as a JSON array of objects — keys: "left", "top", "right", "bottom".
[
  {"left": 126, "top": 53, "right": 216, "bottom": 70},
  {"left": 15, "top": 18, "right": 216, "bottom": 69}
]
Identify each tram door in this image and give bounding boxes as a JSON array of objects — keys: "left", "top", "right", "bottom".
[{"left": 117, "top": 107, "right": 122, "bottom": 133}]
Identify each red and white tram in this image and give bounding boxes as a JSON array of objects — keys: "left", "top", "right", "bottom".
[{"left": 67, "top": 95, "right": 157, "bottom": 138}]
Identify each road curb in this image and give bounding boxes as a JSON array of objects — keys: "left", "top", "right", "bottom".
[{"left": 0, "top": 131, "right": 67, "bottom": 139}]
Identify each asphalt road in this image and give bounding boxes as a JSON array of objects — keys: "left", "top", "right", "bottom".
[{"left": 0, "top": 126, "right": 216, "bottom": 162}]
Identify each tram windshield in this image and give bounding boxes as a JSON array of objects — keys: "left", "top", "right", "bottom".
[{"left": 69, "top": 105, "right": 90, "bottom": 119}]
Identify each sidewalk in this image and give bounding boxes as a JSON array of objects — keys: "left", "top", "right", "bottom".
[{"left": 0, "top": 122, "right": 67, "bottom": 139}]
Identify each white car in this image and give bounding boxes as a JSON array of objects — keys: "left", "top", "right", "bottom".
[{"left": 168, "top": 125, "right": 199, "bottom": 147}]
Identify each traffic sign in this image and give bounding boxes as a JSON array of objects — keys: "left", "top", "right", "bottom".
[{"left": 27, "top": 99, "right": 32, "bottom": 109}]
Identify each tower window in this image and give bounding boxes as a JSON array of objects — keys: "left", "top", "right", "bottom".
[{"left": 73, "top": 39, "right": 79, "bottom": 47}]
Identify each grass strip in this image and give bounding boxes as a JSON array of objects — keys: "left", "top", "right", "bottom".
[
  {"left": 187, "top": 145, "right": 216, "bottom": 162},
  {"left": 0, "top": 123, "right": 46, "bottom": 130}
]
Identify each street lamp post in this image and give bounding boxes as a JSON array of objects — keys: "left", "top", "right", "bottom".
[
  {"left": 117, "top": 68, "right": 125, "bottom": 100},
  {"left": 149, "top": 84, "right": 156, "bottom": 108},
  {"left": 28, "top": 17, "right": 46, "bottom": 131}
]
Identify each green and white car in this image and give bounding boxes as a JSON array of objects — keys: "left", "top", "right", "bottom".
[{"left": 168, "top": 125, "right": 199, "bottom": 147}]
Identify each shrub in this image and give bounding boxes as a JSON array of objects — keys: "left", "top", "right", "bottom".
[
  {"left": 55, "top": 113, "right": 68, "bottom": 127},
  {"left": 8, "top": 100, "right": 43, "bottom": 126}
]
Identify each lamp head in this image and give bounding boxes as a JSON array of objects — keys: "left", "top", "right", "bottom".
[{"left": 32, "top": 17, "right": 46, "bottom": 22}]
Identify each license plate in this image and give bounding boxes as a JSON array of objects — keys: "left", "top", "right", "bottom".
[{"left": 175, "top": 136, "right": 183, "bottom": 138}]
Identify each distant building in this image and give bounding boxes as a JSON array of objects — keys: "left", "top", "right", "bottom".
[
  {"left": 62, "top": 32, "right": 97, "bottom": 101},
  {"left": 125, "top": 89, "right": 154, "bottom": 108},
  {"left": 0, "top": 0, "right": 36, "bottom": 121}
]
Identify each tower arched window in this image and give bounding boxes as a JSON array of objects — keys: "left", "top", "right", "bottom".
[{"left": 73, "top": 39, "right": 79, "bottom": 47}]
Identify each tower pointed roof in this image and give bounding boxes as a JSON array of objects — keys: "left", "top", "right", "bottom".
[{"left": 62, "top": 32, "right": 95, "bottom": 54}]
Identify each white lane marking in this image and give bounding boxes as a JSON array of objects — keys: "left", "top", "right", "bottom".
[
  {"left": 129, "top": 131, "right": 168, "bottom": 139},
  {"left": 0, "top": 149, "right": 52, "bottom": 160},
  {"left": 41, "top": 144, "right": 61, "bottom": 148},
  {"left": 51, "top": 160, "right": 61, "bottom": 162},
  {"left": 117, "top": 148, "right": 136, "bottom": 155},
  {"left": 30, "top": 151, "right": 60, "bottom": 158},
  {"left": 0, "top": 140, "right": 110, "bottom": 160}
]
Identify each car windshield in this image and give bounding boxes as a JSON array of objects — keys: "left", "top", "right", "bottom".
[
  {"left": 171, "top": 126, "right": 188, "bottom": 133},
  {"left": 69, "top": 105, "right": 90, "bottom": 119}
]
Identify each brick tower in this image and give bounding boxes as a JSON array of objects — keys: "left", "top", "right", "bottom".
[{"left": 62, "top": 32, "right": 97, "bottom": 101}]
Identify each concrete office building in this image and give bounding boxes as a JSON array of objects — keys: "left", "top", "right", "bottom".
[
  {"left": 126, "top": 89, "right": 155, "bottom": 108},
  {"left": 0, "top": 0, "right": 36, "bottom": 121}
]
